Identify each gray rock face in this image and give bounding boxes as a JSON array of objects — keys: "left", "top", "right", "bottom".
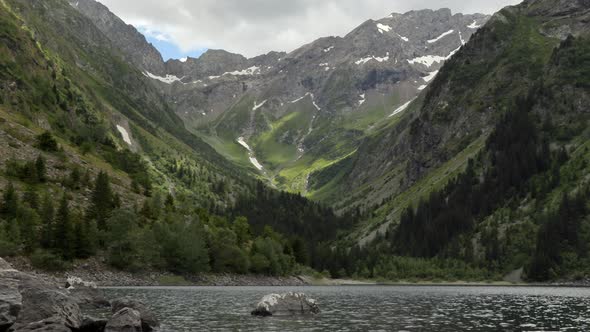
[
  {"left": 251, "top": 293, "right": 320, "bottom": 316},
  {"left": 15, "top": 288, "right": 83, "bottom": 330},
  {"left": 71, "top": 2, "right": 488, "bottom": 134},
  {"left": 111, "top": 298, "right": 158, "bottom": 332},
  {"left": 105, "top": 308, "right": 142, "bottom": 332},
  {"left": 67, "top": 0, "right": 166, "bottom": 74},
  {"left": 0, "top": 283, "right": 21, "bottom": 332},
  {"left": 0, "top": 258, "right": 14, "bottom": 271},
  {"left": 0, "top": 259, "right": 21, "bottom": 331},
  {"left": 9, "top": 317, "right": 71, "bottom": 332},
  {"left": 1, "top": 257, "right": 160, "bottom": 332},
  {"left": 156, "top": 9, "right": 488, "bottom": 126}
]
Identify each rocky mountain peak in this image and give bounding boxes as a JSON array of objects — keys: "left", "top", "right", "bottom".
[
  {"left": 66, "top": 2, "right": 491, "bottom": 194},
  {"left": 68, "top": 0, "right": 166, "bottom": 74},
  {"left": 522, "top": 0, "right": 590, "bottom": 16}
]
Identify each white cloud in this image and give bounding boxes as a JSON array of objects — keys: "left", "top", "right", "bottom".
[{"left": 97, "top": 0, "right": 521, "bottom": 57}]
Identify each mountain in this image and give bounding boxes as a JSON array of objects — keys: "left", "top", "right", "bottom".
[
  {"left": 0, "top": 0, "right": 356, "bottom": 277},
  {"left": 3, "top": 0, "right": 589, "bottom": 283},
  {"left": 318, "top": 0, "right": 590, "bottom": 281},
  {"left": 69, "top": 0, "right": 489, "bottom": 193}
]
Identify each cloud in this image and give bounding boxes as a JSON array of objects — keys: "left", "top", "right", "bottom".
[{"left": 97, "top": 0, "right": 521, "bottom": 58}]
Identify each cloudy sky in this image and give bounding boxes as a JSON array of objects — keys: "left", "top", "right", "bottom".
[{"left": 97, "top": 0, "right": 521, "bottom": 60}]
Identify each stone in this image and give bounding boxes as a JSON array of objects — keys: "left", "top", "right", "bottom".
[
  {"left": 9, "top": 318, "right": 70, "bottom": 332},
  {"left": 111, "top": 298, "right": 158, "bottom": 331},
  {"left": 251, "top": 292, "right": 320, "bottom": 317},
  {"left": 0, "top": 258, "right": 14, "bottom": 271},
  {"left": 14, "top": 288, "right": 82, "bottom": 330},
  {"left": 105, "top": 308, "right": 142, "bottom": 332},
  {"left": 66, "top": 277, "right": 109, "bottom": 308},
  {"left": 0, "top": 282, "right": 21, "bottom": 332},
  {"left": 79, "top": 316, "right": 108, "bottom": 332}
]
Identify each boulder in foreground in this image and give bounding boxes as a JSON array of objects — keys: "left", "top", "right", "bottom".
[
  {"left": 251, "top": 292, "right": 320, "bottom": 317},
  {"left": 104, "top": 308, "right": 142, "bottom": 332},
  {"left": 110, "top": 297, "right": 159, "bottom": 331}
]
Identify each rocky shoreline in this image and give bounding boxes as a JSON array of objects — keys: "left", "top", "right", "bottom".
[
  {"left": 4, "top": 257, "right": 309, "bottom": 287},
  {"left": 0, "top": 257, "right": 161, "bottom": 331}
]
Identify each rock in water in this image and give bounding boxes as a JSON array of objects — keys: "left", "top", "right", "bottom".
[
  {"left": 65, "top": 276, "right": 97, "bottom": 289},
  {"left": 111, "top": 297, "right": 159, "bottom": 331},
  {"left": 251, "top": 292, "right": 320, "bottom": 317},
  {"left": 66, "top": 276, "right": 109, "bottom": 308},
  {"left": 105, "top": 308, "right": 142, "bottom": 332}
]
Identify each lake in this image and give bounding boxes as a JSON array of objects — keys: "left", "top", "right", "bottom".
[{"left": 102, "top": 285, "right": 590, "bottom": 331}]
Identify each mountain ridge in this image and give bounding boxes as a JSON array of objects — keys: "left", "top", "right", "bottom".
[{"left": 68, "top": 3, "right": 488, "bottom": 195}]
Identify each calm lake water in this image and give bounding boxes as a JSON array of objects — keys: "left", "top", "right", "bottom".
[{"left": 101, "top": 285, "right": 590, "bottom": 331}]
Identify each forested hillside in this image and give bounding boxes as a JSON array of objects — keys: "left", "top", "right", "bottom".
[
  {"left": 0, "top": 0, "right": 355, "bottom": 277},
  {"left": 1, "top": 0, "right": 589, "bottom": 283},
  {"left": 315, "top": 0, "right": 590, "bottom": 282}
]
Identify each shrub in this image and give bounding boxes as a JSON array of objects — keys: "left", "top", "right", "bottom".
[
  {"left": 36, "top": 131, "right": 59, "bottom": 152},
  {"left": 0, "top": 240, "right": 18, "bottom": 257},
  {"left": 30, "top": 249, "right": 70, "bottom": 271}
]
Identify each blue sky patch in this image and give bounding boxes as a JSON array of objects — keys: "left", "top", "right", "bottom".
[{"left": 138, "top": 27, "right": 207, "bottom": 61}]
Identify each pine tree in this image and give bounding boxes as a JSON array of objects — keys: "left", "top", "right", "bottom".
[
  {"left": 68, "top": 167, "right": 81, "bottom": 190},
  {"left": 1, "top": 183, "right": 19, "bottom": 219},
  {"left": 74, "top": 214, "right": 96, "bottom": 259},
  {"left": 35, "top": 155, "right": 47, "bottom": 182},
  {"left": 87, "top": 171, "right": 114, "bottom": 230},
  {"left": 164, "top": 193, "right": 175, "bottom": 213},
  {"left": 40, "top": 193, "right": 54, "bottom": 249},
  {"left": 22, "top": 187, "right": 40, "bottom": 211},
  {"left": 18, "top": 206, "right": 40, "bottom": 253},
  {"left": 54, "top": 193, "right": 75, "bottom": 260}
]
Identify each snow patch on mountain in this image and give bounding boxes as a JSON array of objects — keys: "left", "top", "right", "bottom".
[
  {"left": 224, "top": 66, "right": 261, "bottom": 76},
  {"left": 311, "top": 94, "right": 321, "bottom": 111},
  {"left": 237, "top": 137, "right": 252, "bottom": 151},
  {"left": 323, "top": 46, "right": 334, "bottom": 53},
  {"left": 355, "top": 53, "right": 390, "bottom": 65},
  {"left": 407, "top": 55, "right": 446, "bottom": 67},
  {"left": 237, "top": 137, "right": 264, "bottom": 171},
  {"left": 447, "top": 46, "right": 462, "bottom": 59},
  {"left": 179, "top": 57, "right": 188, "bottom": 63},
  {"left": 143, "top": 71, "right": 184, "bottom": 84},
  {"left": 249, "top": 157, "right": 264, "bottom": 170},
  {"left": 389, "top": 98, "right": 416, "bottom": 117},
  {"left": 468, "top": 20, "right": 481, "bottom": 29},
  {"left": 423, "top": 70, "right": 439, "bottom": 83},
  {"left": 253, "top": 100, "right": 267, "bottom": 111},
  {"left": 116, "top": 125, "right": 132, "bottom": 145},
  {"left": 206, "top": 66, "right": 261, "bottom": 81},
  {"left": 398, "top": 34, "right": 410, "bottom": 42},
  {"left": 376, "top": 23, "right": 392, "bottom": 34},
  {"left": 427, "top": 29, "right": 455, "bottom": 43},
  {"left": 359, "top": 94, "right": 366, "bottom": 106},
  {"left": 407, "top": 45, "right": 462, "bottom": 68},
  {"left": 289, "top": 93, "right": 321, "bottom": 110}
]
